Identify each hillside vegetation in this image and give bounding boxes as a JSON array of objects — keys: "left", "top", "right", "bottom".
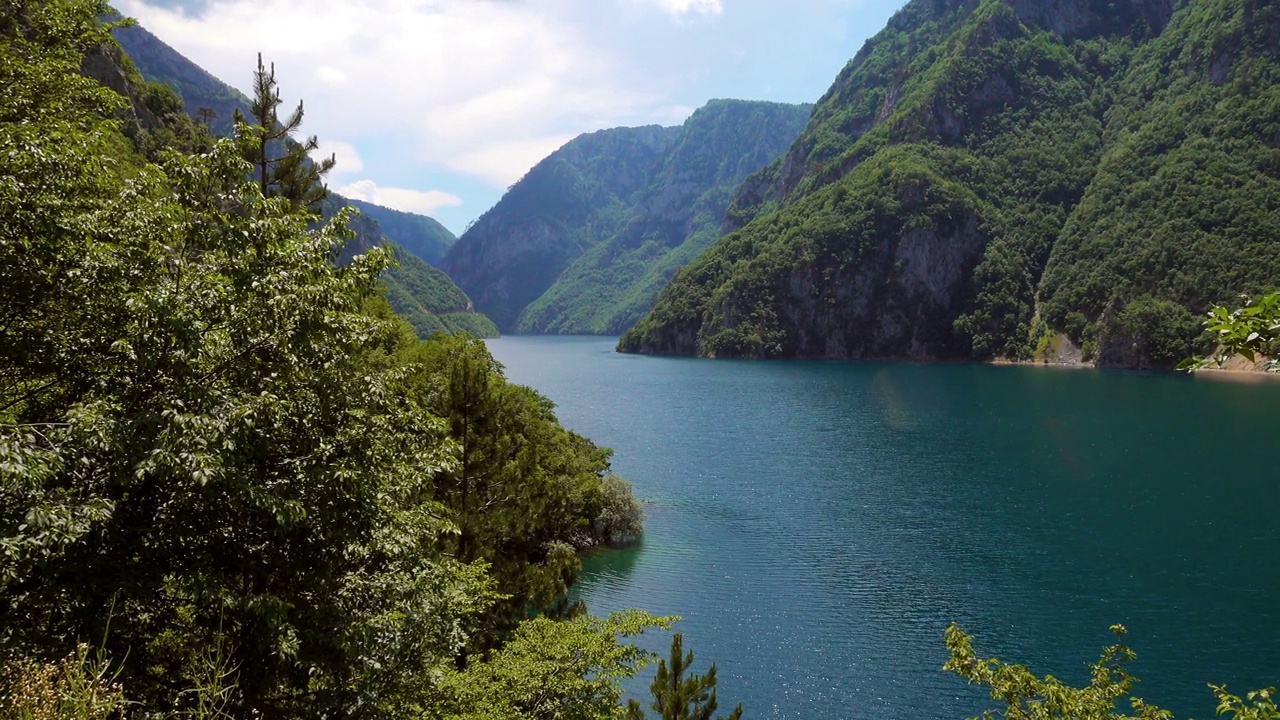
[
  {"left": 621, "top": 0, "right": 1280, "bottom": 369},
  {"left": 1, "top": 4, "right": 656, "bottom": 716},
  {"left": 441, "top": 101, "right": 811, "bottom": 334},
  {"left": 111, "top": 21, "right": 490, "bottom": 338}
]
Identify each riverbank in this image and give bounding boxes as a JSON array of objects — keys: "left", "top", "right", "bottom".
[{"left": 992, "top": 333, "right": 1277, "bottom": 379}]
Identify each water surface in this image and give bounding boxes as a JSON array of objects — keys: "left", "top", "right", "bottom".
[{"left": 487, "top": 336, "right": 1280, "bottom": 720}]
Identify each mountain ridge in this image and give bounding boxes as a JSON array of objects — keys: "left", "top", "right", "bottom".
[
  {"left": 442, "top": 100, "right": 812, "bottom": 334},
  {"left": 621, "top": 0, "right": 1279, "bottom": 369}
]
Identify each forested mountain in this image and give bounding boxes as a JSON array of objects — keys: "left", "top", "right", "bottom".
[
  {"left": 441, "top": 100, "right": 811, "bottom": 334},
  {"left": 347, "top": 197, "right": 457, "bottom": 265},
  {"left": 328, "top": 198, "right": 497, "bottom": 337},
  {"left": 109, "top": 21, "right": 489, "bottom": 336},
  {"left": 621, "top": 0, "right": 1280, "bottom": 368}
]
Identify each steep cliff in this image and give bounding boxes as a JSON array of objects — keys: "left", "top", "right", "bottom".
[{"left": 622, "top": 0, "right": 1278, "bottom": 367}]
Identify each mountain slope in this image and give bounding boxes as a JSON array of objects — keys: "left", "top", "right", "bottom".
[
  {"left": 516, "top": 99, "right": 811, "bottom": 335},
  {"left": 1037, "top": 0, "right": 1280, "bottom": 365},
  {"left": 347, "top": 198, "right": 457, "bottom": 265},
  {"left": 112, "top": 21, "right": 493, "bottom": 337},
  {"left": 440, "top": 125, "right": 679, "bottom": 331},
  {"left": 622, "top": 0, "right": 1279, "bottom": 367},
  {"left": 441, "top": 101, "right": 811, "bottom": 334}
]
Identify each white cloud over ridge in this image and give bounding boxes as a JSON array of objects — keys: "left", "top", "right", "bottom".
[
  {"left": 638, "top": 0, "right": 724, "bottom": 18},
  {"left": 117, "top": 0, "right": 667, "bottom": 188},
  {"left": 319, "top": 140, "right": 461, "bottom": 215},
  {"left": 336, "top": 180, "right": 462, "bottom": 216}
]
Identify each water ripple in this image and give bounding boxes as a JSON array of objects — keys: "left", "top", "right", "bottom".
[{"left": 490, "top": 337, "right": 1280, "bottom": 720}]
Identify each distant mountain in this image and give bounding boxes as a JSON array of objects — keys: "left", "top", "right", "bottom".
[
  {"left": 621, "top": 0, "right": 1280, "bottom": 368},
  {"left": 111, "top": 20, "right": 491, "bottom": 337},
  {"left": 441, "top": 125, "right": 678, "bottom": 332},
  {"left": 345, "top": 198, "right": 456, "bottom": 266},
  {"left": 441, "top": 100, "right": 811, "bottom": 334},
  {"left": 519, "top": 100, "right": 812, "bottom": 335},
  {"left": 331, "top": 199, "right": 497, "bottom": 338}
]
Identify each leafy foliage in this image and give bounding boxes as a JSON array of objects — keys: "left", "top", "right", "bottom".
[
  {"left": 945, "top": 624, "right": 1280, "bottom": 720},
  {"left": 436, "top": 611, "right": 674, "bottom": 720},
  {"left": 945, "top": 624, "right": 1172, "bottom": 720},
  {"left": 0, "top": 5, "right": 641, "bottom": 718},
  {"left": 1181, "top": 292, "right": 1280, "bottom": 371},
  {"left": 1, "top": 645, "right": 128, "bottom": 720}
]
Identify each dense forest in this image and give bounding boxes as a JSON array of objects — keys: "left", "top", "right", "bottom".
[
  {"left": 0, "top": 3, "right": 677, "bottom": 717},
  {"left": 441, "top": 100, "right": 811, "bottom": 334},
  {"left": 620, "top": 0, "right": 1280, "bottom": 369}
]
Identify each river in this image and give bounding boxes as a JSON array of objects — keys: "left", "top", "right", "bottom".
[{"left": 486, "top": 335, "right": 1280, "bottom": 720}]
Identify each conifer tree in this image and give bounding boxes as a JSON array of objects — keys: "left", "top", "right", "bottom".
[
  {"left": 234, "top": 53, "right": 335, "bottom": 211},
  {"left": 628, "top": 634, "right": 744, "bottom": 720}
]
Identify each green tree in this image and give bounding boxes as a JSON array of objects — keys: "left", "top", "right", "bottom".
[
  {"left": 436, "top": 610, "right": 673, "bottom": 720},
  {"left": 233, "top": 52, "right": 334, "bottom": 211},
  {"left": 1, "top": 5, "right": 662, "bottom": 719},
  {"left": 627, "top": 634, "right": 743, "bottom": 720},
  {"left": 944, "top": 624, "right": 1280, "bottom": 720},
  {"left": 409, "top": 334, "right": 620, "bottom": 646},
  {"left": 1181, "top": 293, "right": 1280, "bottom": 372},
  {"left": 0, "top": 6, "right": 487, "bottom": 713}
]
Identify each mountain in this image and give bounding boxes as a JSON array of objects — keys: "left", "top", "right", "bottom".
[
  {"left": 440, "top": 100, "right": 812, "bottom": 334},
  {"left": 441, "top": 125, "right": 678, "bottom": 332},
  {"left": 620, "top": 0, "right": 1280, "bottom": 369},
  {"left": 110, "top": 21, "right": 493, "bottom": 337},
  {"left": 518, "top": 100, "right": 813, "bottom": 335},
  {"left": 331, "top": 199, "right": 498, "bottom": 338},
  {"left": 346, "top": 198, "right": 457, "bottom": 266}
]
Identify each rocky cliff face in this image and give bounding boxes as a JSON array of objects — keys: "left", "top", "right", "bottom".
[{"left": 623, "top": 0, "right": 1278, "bottom": 368}]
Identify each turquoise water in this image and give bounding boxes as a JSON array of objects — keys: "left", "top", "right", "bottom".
[{"left": 486, "top": 336, "right": 1280, "bottom": 720}]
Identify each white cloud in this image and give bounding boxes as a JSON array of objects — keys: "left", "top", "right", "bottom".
[
  {"left": 635, "top": 0, "right": 724, "bottom": 18},
  {"left": 319, "top": 140, "right": 461, "bottom": 216},
  {"left": 336, "top": 179, "right": 463, "bottom": 216},
  {"left": 116, "top": 0, "right": 673, "bottom": 188},
  {"left": 315, "top": 66, "right": 349, "bottom": 87},
  {"left": 316, "top": 139, "right": 363, "bottom": 176}
]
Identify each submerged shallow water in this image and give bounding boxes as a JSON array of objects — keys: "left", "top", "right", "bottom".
[{"left": 486, "top": 336, "right": 1280, "bottom": 720}]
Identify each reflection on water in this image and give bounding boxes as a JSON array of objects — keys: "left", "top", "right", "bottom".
[{"left": 489, "top": 336, "right": 1280, "bottom": 720}]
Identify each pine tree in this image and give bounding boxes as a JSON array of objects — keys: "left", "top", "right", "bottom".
[
  {"left": 233, "top": 53, "right": 335, "bottom": 211},
  {"left": 629, "top": 634, "right": 744, "bottom": 720}
]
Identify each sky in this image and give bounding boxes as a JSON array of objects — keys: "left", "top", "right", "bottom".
[{"left": 116, "top": 0, "right": 908, "bottom": 235}]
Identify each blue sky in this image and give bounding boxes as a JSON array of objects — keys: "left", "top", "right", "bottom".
[{"left": 117, "top": 0, "right": 908, "bottom": 235}]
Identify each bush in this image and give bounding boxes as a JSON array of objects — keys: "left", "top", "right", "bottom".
[
  {"left": 1097, "top": 296, "right": 1199, "bottom": 369},
  {"left": 0, "top": 646, "right": 125, "bottom": 720},
  {"left": 594, "top": 475, "right": 644, "bottom": 546}
]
